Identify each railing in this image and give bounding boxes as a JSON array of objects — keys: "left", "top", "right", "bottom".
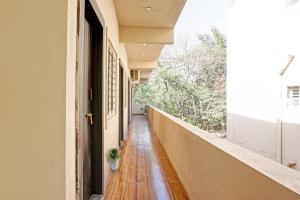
[{"left": 148, "top": 106, "right": 300, "bottom": 200}]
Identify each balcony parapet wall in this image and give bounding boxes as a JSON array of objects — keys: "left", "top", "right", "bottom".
[{"left": 148, "top": 106, "right": 300, "bottom": 200}]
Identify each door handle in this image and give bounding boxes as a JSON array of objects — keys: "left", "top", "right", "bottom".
[{"left": 85, "top": 113, "right": 94, "bottom": 125}]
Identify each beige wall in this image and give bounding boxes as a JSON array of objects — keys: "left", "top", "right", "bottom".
[
  {"left": 1, "top": 0, "right": 186, "bottom": 198},
  {"left": 0, "top": 0, "right": 131, "bottom": 199},
  {"left": 0, "top": 1, "right": 69, "bottom": 199},
  {"left": 66, "top": 0, "right": 77, "bottom": 199},
  {"left": 148, "top": 106, "right": 300, "bottom": 200}
]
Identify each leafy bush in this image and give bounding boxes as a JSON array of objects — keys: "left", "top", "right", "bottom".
[{"left": 134, "top": 29, "right": 226, "bottom": 133}]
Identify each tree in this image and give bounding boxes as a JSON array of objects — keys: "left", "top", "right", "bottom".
[{"left": 134, "top": 29, "right": 227, "bottom": 133}]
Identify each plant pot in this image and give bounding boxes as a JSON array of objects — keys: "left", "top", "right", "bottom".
[{"left": 109, "top": 159, "right": 120, "bottom": 171}]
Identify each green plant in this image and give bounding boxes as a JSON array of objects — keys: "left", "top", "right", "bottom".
[
  {"left": 133, "top": 29, "right": 227, "bottom": 133},
  {"left": 109, "top": 148, "right": 120, "bottom": 161}
]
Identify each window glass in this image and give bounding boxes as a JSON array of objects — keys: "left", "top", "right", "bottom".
[
  {"left": 287, "top": 86, "right": 299, "bottom": 106},
  {"left": 108, "top": 41, "right": 117, "bottom": 116}
]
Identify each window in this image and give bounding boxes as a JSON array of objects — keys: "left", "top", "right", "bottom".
[
  {"left": 287, "top": 86, "right": 299, "bottom": 106},
  {"left": 108, "top": 41, "right": 117, "bottom": 116}
]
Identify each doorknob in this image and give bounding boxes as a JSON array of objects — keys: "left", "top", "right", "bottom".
[{"left": 85, "top": 113, "right": 94, "bottom": 125}]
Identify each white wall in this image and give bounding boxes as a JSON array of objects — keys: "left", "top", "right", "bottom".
[
  {"left": 227, "top": 0, "right": 300, "bottom": 170},
  {"left": 132, "top": 103, "right": 146, "bottom": 115},
  {"left": 281, "top": 2, "right": 300, "bottom": 170}
]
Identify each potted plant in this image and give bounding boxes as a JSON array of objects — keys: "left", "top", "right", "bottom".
[{"left": 108, "top": 148, "right": 120, "bottom": 171}]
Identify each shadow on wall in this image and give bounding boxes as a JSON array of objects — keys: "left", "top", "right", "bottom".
[{"left": 227, "top": 113, "right": 300, "bottom": 171}]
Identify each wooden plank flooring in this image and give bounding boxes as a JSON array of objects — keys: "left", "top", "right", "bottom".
[{"left": 104, "top": 115, "right": 189, "bottom": 200}]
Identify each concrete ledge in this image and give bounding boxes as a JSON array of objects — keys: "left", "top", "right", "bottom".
[
  {"left": 129, "top": 61, "right": 157, "bottom": 70},
  {"left": 148, "top": 106, "right": 300, "bottom": 200},
  {"left": 120, "top": 26, "right": 174, "bottom": 44}
]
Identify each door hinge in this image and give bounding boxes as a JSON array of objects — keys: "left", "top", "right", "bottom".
[
  {"left": 76, "top": 61, "right": 79, "bottom": 73},
  {"left": 89, "top": 89, "right": 93, "bottom": 101}
]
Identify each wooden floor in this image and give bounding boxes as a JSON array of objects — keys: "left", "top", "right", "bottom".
[{"left": 104, "top": 115, "right": 189, "bottom": 200}]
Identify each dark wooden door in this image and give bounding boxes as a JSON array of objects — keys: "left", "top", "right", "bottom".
[
  {"left": 119, "top": 64, "right": 124, "bottom": 146},
  {"left": 82, "top": 19, "right": 92, "bottom": 200},
  {"left": 79, "top": 1, "right": 104, "bottom": 199}
]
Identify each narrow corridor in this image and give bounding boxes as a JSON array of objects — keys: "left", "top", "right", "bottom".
[{"left": 104, "top": 115, "right": 189, "bottom": 200}]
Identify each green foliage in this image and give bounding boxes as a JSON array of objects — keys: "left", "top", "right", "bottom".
[
  {"left": 211, "top": 28, "right": 227, "bottom": 49},
  {"left": 198, "top": 28, "right": 226, "bottom": 49},
  {"left": 109, "top": 148, "right": 120, "bottom": 161},
  {"left": 134, "top": 29, "right": 227, "bottom": 133}
]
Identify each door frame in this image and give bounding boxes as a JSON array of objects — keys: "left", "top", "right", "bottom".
[
  {"left": 77, "top": 0, "right": 105, "bottom": 199},
  {"left": 119, "top": 61, "right": 124, "bottom": 147},
  {"left": 128, "top": 79, "right": 131, "bottom": 126}
]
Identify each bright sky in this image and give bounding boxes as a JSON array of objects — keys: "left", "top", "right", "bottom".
[{"left": 174, "top": 0, "right": 228, "bottom": 38}]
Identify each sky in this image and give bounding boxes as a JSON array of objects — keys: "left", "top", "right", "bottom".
[{"left": 174, "top": 0, "right": 228, "bottom": 38}]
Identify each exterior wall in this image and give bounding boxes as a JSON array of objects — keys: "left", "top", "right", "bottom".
[
  {"left": 66, "top": 0, "right": 77, "bottom": 199},
  {"left": 227, "top": 0, "right": 300, "bottom": 169},
  {"left": 280, "top": 2, "right": 300, "bottom": 170},
  {"left": 0, "top": 0, "right": 131, "bottom": 199},
  {"left": 132, "top": 103, "right": 146, "bottom": 115},
  {"left": 148, "top": 106, "right": 300, "bottom": 200},
  {"left": 92, "top": 0, "right": 130, "bottom": 179},
  {"left": 0, "top": 1, "right": 69, "bottom": 199}
]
